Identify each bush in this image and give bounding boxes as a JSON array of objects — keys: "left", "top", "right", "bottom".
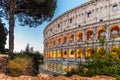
[
  {"left": 66, "top": 53, "right": 120, "bottom": 79},
  {"left": 8, "top": 52, "right": 43, "bottom": 77},
  {"left": 8, "top": 56, "right": 34, "bottom": 76}
]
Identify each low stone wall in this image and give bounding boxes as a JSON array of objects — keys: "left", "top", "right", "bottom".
[
  {"left": 0, "top": 73, "right": 116, "bottom": 80},
  {"left": 0, "top": 57, "right": 8, "bottom": 73}
]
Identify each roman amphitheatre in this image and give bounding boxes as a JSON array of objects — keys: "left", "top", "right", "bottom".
[{"left": 43, "top": 0, "right": 120, "bottom": 74}]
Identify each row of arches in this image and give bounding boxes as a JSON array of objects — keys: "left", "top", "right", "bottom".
[
  {"left": 47, "top": 25, "right": 120, "bottom": 47},
  {"left": 45, "top": 48, "right": 83, "bottom": 59},
  {"left": 44, "top": 47, "right": 107, "bottom": 59},
  {"left": 45, "top": 45, "right": 120, "bottom": 59},
  {"left": 45, "top": 63, "right": 75, "bottom": 74}
]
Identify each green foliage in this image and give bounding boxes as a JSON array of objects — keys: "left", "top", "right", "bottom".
[
  {"left": 0, "top": 0, "right": 57, "bottom": 27},
  {"left": 8, "top": 52, "right": 43, "bottom": 76},
  {"left": 110, "top": 46, "right": 120, "bottom": 60},
  {"left": 66, "top": 51, "right": 120, "bottom": 79},
  {"left": 99, "top": 37, "right": 106, "bottom": 46},
  {"left": 0, "top": 22, "right": 8, "bottom": 53}
]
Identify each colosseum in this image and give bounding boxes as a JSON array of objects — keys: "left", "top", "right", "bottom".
[{"left": 43, "top": 0, "right": 120, "bottom": 74}]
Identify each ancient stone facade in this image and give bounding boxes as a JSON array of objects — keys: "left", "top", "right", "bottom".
[{"left": 43, "top": 0, "right": 120, "bottom": 74}]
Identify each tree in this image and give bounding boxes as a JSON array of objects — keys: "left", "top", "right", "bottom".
[
  {"left": 25, "top": 43, "right": 30, "bottom": 52},
  {"left": 0, "top": 22, "right": 8, "bottom": 53},
  {"left": 0, "top": 0, "right": 57, "bottom": 53}
]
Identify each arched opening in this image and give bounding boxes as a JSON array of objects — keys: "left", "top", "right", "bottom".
[
  {"left": 97, "top": 47, "right": 106, "bottom": 58},
  {"left": 53, "top": 51, "right": 57, "bottom": 58},
  {"left": 47, "top": 52, "right": 50, "bottom": 58},
  {"left": 50, "top": 51, "right": 52, "bottom": 58},
  {"left": 53, "top": 64, "right": 56, "bottom": 72},
  {"left": 86, "top": 30, "right": 93, "bottom": 41},
  {"left": 57, "top": 50, "right": 61, "bottom": 58},
  {"left": 76, "top": 48, "right": 83, "bottom": 59},
  {"left": 57, "top": 37, "right": 61, "bottom": 45},
  {"left": 76, "top": 31, "right": 82, "bottom": 42},
  {"left": 48, "top": 41, "right": 50, "bottom": 47},
  {"left": 68, "top": 49, "right": 74, "bottom": 58},
  {"left": 57, "top": 64, "right": 61, "bottom": 73},
  {"left": 62, "top": 65, "right": 67, "bottom": 74},
  {"left": 110, "top": 45, "right": 120, "bottom": 60},
  {"left": 110, "top": 25, "right": 120, "bottom": 38},
  {"left": 53, "top": 37, "right": 56, "bottom": 46},
  {"left": 62, "top": 35, "right": 67, "bottom": 44},
  {"left": 97, "top": 27, "right": 106, "bottom": 39},
  {"left": 69, "top": 65, "right": 74, "bottom": 71},
  {"left": 50, "top": 63, "right": 52, "bottom": 71},
  {"left": 69, "top": 33, "right": 74, "bottom": 43},
  {"left": 62, "top": 50, "right": 67, "bottom": 59},
  {"left": 48, "top": 63, "right": 51, "bottom": 70},
  {"left": 48, "top": 39, "right": 52, "bottom": 47},
  {"left": 45, "top": 63, "right": 47, "bottom": 70},
  {"left": 44, "top": 52, "right": 47, "bottom": 58},
  {"left": 86, "top": 48, "right": 92, "bottom": 58}
]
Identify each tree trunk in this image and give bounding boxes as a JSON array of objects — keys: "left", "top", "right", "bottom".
[{"left": 9, "top": 0, "right": 16, "bottom": 53}]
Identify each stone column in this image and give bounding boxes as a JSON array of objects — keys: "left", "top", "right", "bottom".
[
  {"left": 74, "top": 31, "right": 76, "bottom": 43},
  {"left": 83, "top": 29, "right": 86, "bottom": 42},
  {"left": 66, "top": 33, "right": 69, "bottom": 45},
  {"left": 66, "top": 48, "right": 69, "bottom": 62},
  {"left": 74, "top": 46, "right": 76, "bottom": 61}
]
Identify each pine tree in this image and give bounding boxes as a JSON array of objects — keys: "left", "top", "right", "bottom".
[{"left": 0, "top": 0, "right": 57, "bottom": 53}]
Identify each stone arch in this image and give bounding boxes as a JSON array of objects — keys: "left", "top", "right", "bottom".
[
  {"left": 69, "top": 65, "right": 74, "bottom": 71},
  {"left": 47, "top": 63, "right": 51, "bottom": 70},
  {"left": 62, "top": 50, "right": 67, "bottom": 59},
  {"left": 57, "top": 50, "right": 61, "bottom": 58},
  {"left": 110, "top": 25, "right": 120, "bottom": 38},
  {"left": 53, "top": 51, "right": 57, "bottom": 58},
  {"left": 57, "top": 64, "right": 61, "bottom": 73},
  {"left": 50, "top": 63, "right": 52, "bottom": 71},
  {"left": 53, "top": 37, "right": 56, "bottom": 46},
  {"left": 50, "top": 51, "right": 52, "bottom": 58},
  {"left": 110, "top": 45, "right": 119, "bottom": 59},
  {"left": 53, "top": 64, "right": 56, "bottom": 72},
  {"left": 69, "top": 33, "right": 74, "bottom": 43},
  {"left": 48, "top": 39, "right": 52, "bottom": 47},
  {"left": 62, "top": 65, "right": 67, "bottom": 74},
  {"left": 62, "top": 34, "right": 67, "bottom": 44},
  {"left": 97, "top": 27, "right": 106, "bottom": 39},
  {"left": 76, "top": 31, "right": 82, "bottom": 42},
  {"left": 86, "top": 48, "right": 92, "bottom": 58},
  {"left": 47, "top": 52, "right": 50, "bottom": 58},
  {"left": 86, "top": 30, "right": 93, "bottom": 41},
  {"left": 57, "top": 37, "right": 61, "bottom": 45},
  {"left": 76, "top": 48, "right": 83, "bottom": 59},
  {"left": 68, "top": 49, "right": 74, "bottom": 58},
  {"left": 97, "top": 47, "right": 106, "bottom": 58}
]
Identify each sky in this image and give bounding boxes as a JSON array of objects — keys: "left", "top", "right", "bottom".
[{"left": 5, "top": 0, "right": 89, "bottom": 53}]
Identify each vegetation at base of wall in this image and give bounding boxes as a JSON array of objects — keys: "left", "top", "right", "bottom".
[
  {"left": 66, "top": 46, "right": 120, "bottom": 80},
  {"left": 8, "top": 52, "right": 43, "bottom": 77}
]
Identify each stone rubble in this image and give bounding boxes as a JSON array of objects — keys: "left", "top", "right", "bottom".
[{"left": 0, "top": 73, "right": 116, "bottom": 80}]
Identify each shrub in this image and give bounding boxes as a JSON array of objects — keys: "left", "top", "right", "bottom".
[
  {"left": 66, "top": 51, "right": 120, "bottom": 79},
  {"left": 8, "top": 52, "right": 43, "bottom": 77},
  {"left": 8, "top": 56, "right": 34, "bottom": 76}
]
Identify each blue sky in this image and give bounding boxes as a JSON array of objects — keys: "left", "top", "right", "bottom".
[{"left": 5, "top": 0, "right": 88, "bottom": 53}]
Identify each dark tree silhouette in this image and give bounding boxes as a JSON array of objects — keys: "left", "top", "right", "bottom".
[
  {"left": 0, "top": 22, "right": 8, "bottom": 53},
  {"left": 0, "top": 0, "right": 57, "bottom": 53}
]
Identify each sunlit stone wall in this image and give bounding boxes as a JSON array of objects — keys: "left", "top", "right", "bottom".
[{"left": 43, "top": 0, "right": 120, "bottom": 74}]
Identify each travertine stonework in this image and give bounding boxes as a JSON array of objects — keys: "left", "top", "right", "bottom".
[{"left": 43, "top": 0, "right": 120, "bottom": 74}]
